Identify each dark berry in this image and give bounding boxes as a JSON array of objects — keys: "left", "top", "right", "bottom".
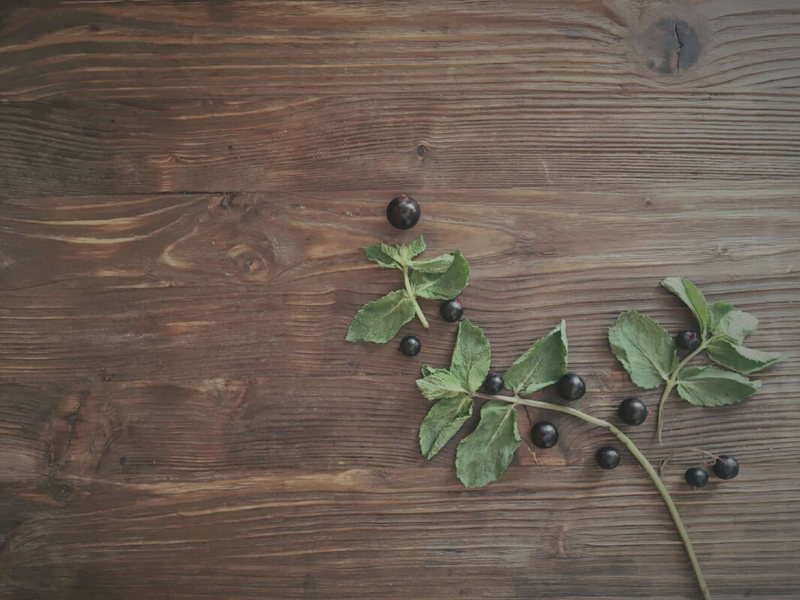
[
  {"left": 596, "top": 446, "right": 620, "bottom": 469},
  {"left": 386, "top": 194, "right": 420, "bottom": 230},
  {"left": 481, "top": 372, "right": 504, "bottom": 394},
  {"left": 557, "top": 373, "right": 586, "bottom": 401},
  {"left": 618, "top": 397, "right": 648, "bottom": 425},
  {"left": 439, "top": 298, "right": 464, "bottom": 322},
  {"left": 399, "top": 335, "right": 421, "bottom": 357},
  {"left": 685, "top": 467, "right": 709, "bottom": 489},
  {"left": 531, "top": 422, "right": 559, "bottom": 449},
  {"left": 675, "top": 330, "right": 701, "bottom": 351},
  {"left": 712, "top": 455, "right": 739, "bottom": 480}
]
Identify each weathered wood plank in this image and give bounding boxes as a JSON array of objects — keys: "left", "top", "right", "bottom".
[
  {"left": 1, "top": 0, "right": 799, "bottom": 101},
  {"left": 1, "top": 92, "right": 799, "bottom": 195},
  {"left": 1, "top": 372, "right": 797, "bottom": 484},
  {"left": 0, "top": 192, "right": 796, "bottom": 383},
  {"left": 0, "top": 0, "right": 799, "bottom": 195},
  {"left": 1, "top": 473, "right": 799, "bottom": 599}
]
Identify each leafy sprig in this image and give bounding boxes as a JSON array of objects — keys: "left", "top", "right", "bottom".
[
  {"left": 346, "top": 236, "right": 469, "bottom": 343},
  {"left": 414, "top": 284, "right": 781, "bottom": 600},
  {"left": 417, "top": 320, "right": 567, "bottom": 487},
  {"left": 608, "top": 277, "right": 784, "bottom": 442},
  {"left": 416, "top": 319, "right": 713, "bottom": 599},
  {"left": 347, "top": 230, "right": 781, "bottom": 600}
]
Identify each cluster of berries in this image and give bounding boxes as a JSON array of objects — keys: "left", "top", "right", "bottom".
[
  {"left": 386, "top": 195, "right": 466, "bottom": 357},
  {"left": 490, "top": 372, "right": 740, "bottom": 485},
  {"left": 389, "top": 194, "right": 741, "bottom": 488}
]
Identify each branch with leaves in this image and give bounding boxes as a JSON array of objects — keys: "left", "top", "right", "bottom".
[
  {"left": 345, "top": 234, "right": 783, "bottom": 600},
  {"left": 417, "top": 320, "right": 566, "bottom": 485},
  {"left": 416, "top": 319, "right": 713, "bottom": 599},
  {"left": 609, "top": 277, "right": 784, "bottom": 442},
  {"left": 346, "top": 236, "right": 469, "bottom": 343}
]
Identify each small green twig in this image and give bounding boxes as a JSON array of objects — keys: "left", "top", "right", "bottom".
[
  {"left": 657, "top": 340, "right": 710, "bottom": 443},
  {"left": 476, "top": 391, "right": 712, "bottom": 600},
  {"left": 659, "top": 447, "right": 718, "bottom": 477},
  {"left": 402, "top": 266, "right": 429, "bottom": 330}
]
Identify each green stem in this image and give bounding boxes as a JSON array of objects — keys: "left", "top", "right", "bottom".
[
  {"left": 476, "top": 391, "right": 712, "bottom": 600},
  {"left": 402, "top": 266, "right": 429, "bottom": 330},
  {"left": 656, "top": 340, "right": 710, "bottom": 443},
  {"left": 659, "top": 447, "right": 718, "bottom": 478}
]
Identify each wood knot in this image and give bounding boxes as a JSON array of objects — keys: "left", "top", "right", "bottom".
[
  {"left": 220, "top": 193, "right": 236, "bottom": 210},
  {"left": 227, "top": 244, "right": 269, "bottom": 278},
  {"left": 639, "top": 17, "right": 701, "bottom": 75},
  {"left": 47, "top": 478, "right": 73, "bottom": 501}
]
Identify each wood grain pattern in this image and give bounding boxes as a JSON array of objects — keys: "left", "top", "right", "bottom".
[
  {"left": 1, "top": 2, "right": 799, "bottom": 599},
  {"left": 2, "top": 1, "right": 800, "bottom": 196}
]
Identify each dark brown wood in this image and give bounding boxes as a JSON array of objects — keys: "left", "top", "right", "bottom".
[{"left": 1, "top": 2, "right": 799, "bottom": 599}]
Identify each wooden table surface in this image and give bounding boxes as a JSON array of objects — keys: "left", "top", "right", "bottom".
[{"left": 1, "top": 2, "right": 799, "bottom": 599}]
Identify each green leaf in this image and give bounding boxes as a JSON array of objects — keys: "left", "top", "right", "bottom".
[
  {"left": 608, "top": 311, "right": 677, "bottom": 389},
  {"left": 420, "top": 364, "right": 441, "bottom": 377},
  {"left": 416, "top": 369, "right": 467, "bottom": 401},
  {"left": 419, "top": 394, "right": 473, "bottom": 460},
  {"left": 455, "top": 400, "right": 521, "bottom": 488},
  {"left": 708, "top": 301, "right": 734, "bottom": 332},
  {"left": 410, "top": 251, "right": 469, "bottom": 300},
  {"left": 364, "top": 244, "right": 403, "bottom": 269},
  {"left": 503, "top": 320, "right": 568, "bottom": 396},
  {"left": 409, "top": 252, "right": 456, "bottom": 274},
  {"left": 710, "top": 304, "right": 758, "bottom": 344},
  {"left": 402, "top": 236, "right": 427, "bottom": 260},
  {"left": 382, "top": 235, "right": 426, "bottom": 265},
  {"left": 416, "top": 321, "right": 490, "bottom": 399},
  {"left": 450, "top": 320, "right": 491, "bottom": 393},
  {"left": 676, "top": 365, "right": 761, "bottom": 407},
  {"left": 377, "top": 243, "right": 406, "bottom": 266},
  {"left": 345, "top": 290, "right": 416, "bottom": 343},
  {"left": 661, "top": 277, "right": 710, "bottom": 336},
  {"left": 706, "top": 338, "right": 783, "bottom": 375}
]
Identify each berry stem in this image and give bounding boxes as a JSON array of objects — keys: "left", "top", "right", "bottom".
[
  {"left": 476, "top": 391, "right": 712, "bottom": 600},
  {"left": 402, "top": 266, "right": 429, "bottom": 330},
  {"left": 659, "top": 447, "right": 718, "bottom": 477},
  {"left": 656, "top": 340, "right": 710, "bottom": 444}
]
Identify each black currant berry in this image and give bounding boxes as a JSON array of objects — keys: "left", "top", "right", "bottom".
[
  {"left": 531, "top": 422, "right": 558, "bottom": 449},
  {"left": 386, "top": 194, "right": 420, "bottom": 230},
  {"left": 675, "top": 330, "right": 701, "bottom": 351},
  {"left": 481, "top": 372, "right": 504, "bottom": 394},
  {"left": 399, "top": 335, "right": 421, "bottom": 357},
  {"left": 712, "top": 455, "right": 740, "bottom": 480},
  {"left": 557, "top": 373, "right": 586, "bottom": 401},
  {"left": 439, "top": 298, "right": 464, "bottom": 322},
  {"left": 596, "top": 446, "right": 620, "bottom": 469},
  {"left": 618, "top": 397, "right": 648, "bottom": 425},
  {"left": 685, "top": 467, "right": 709, "bottom": 489}
]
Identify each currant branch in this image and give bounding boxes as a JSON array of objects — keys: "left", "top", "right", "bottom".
[
  {"left": 609, "top": 277, "right": 783, "bottom": 443},
  {"left": 474, "top": 391, "right": 712, "bottom": 600}
]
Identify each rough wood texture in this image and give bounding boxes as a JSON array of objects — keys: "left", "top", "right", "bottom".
[{"left": 1, "top": 2, "right": 799, "bottom": 599}]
